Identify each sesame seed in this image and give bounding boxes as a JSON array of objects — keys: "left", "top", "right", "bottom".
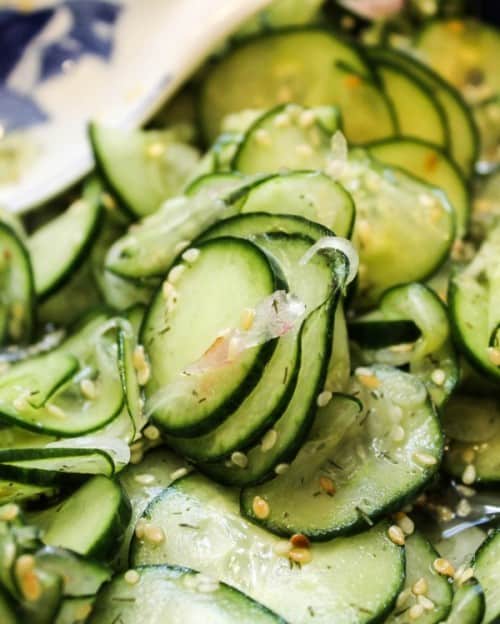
[
  {"left": 396, "top": 588, "right": 412, "bottom": 609},
  {"left": 437, "top": 505, "right": 455, "bottom": 523},
  {"left": 274, "top": 113, "right": 291, "bottom": 128},
  {"left": 487, "top": 347, "right": 500, "bottom": 366},
  {"left": 47, "top": 403, "right": 66, "bottom": 419},
  {"left": 240, "top": 308, "right": 256, "bottom": 331},
  {"left": 174, "top": 240, "right": 190, "bottom": 254},
  {"left": 137, "top": 363, "right": 151, "bottom": 386},
  {"left": 290, "top": 534, "right": 311, "bottom": 549},
  {"left": 456, "top": 484, "right": 476, "bottom": 498},
  {"left": 389, "top": 343, "right": 413, "bottom": 353},
  {"left": 134, "top": 473, "right": 155, "bottom": 486},
  {"left": 15, "top": 554, "right": 35, "bottom": 576},
  {"left": 144, "top": 524, "right": 165, "bottom": 544},
  {"left": 162, "top": 280, "right": 176, "bottom": 300},
  {"left": 394, "top": 512, "right": 415, "bottom": 536},
  {"left": 182, "top": 248, "right": 200, "bottom": 264},
  {"left": 295, "top": 144, "right": 314, "bottom": 158},
  {"left": 80, "top": 378, "right": 96, "bottom": 400},
  {"left": 231, "top": 451, "right": 248, "bottom": 469},
  {"left": 461, "top": 448, "right": 476, "bottom": 464},
  {"left": 413, "top": 451, "right": 438, "bottom": 467},
  {"left": 167, "top": 265, "right": 186, "bottom": 284},
  {"left": 431, "top": 369, "right": 446, "bottom": 386},
  {"left": 273, "top": 540, "right": 292, "bottom": 557},
  {"left": 412, "top": 577, "right": 428, "bottom": 596},
  {"left": 124, "top": 569, "right": 140, "bottom": 585},
  {"left": 319, "top": 476, "right": 336, "bottom": 496},
  {"left": 316, "top": 390, "right": 332, "bottom": 408},
  {"left": 146, "top": 142, "right": 165, "bottom": 158},
  {"left": 130, "top": 450, "right": 144, "bottom": 465},
  {"left": 354, "top": 368, "right": 380, "bottom": 390},
  {"left": 261, "top": 429, "right": 278, "bottom": 452},
  {"left": 255, "top": 129, "right": 271, "bottom": 146},
  {"left": 143, "top": 425, "right": 160, "bottom": 441},
  {"left": 275, "top": 463, "right": 290, "bottom": 475},
  {"left": 288, "top": 547, "right": 312, "bottom": 565},
  {"left": 458, "top": 567, "right": 474, "bottom": 585},
  {"left": 388, "top": 525, "right": 405, "bottom": 546},
  {"left": 298, "top": 110, "right": 316, "bottom": 128},
  {"left": 433, "top": 558, "right": 455, "bottom": 577},
  {"left": 391, "top": 425, "right": 405, "bottom": 442},
  {"left": 418, "top": 595, "right": 435, "bottom": 610},
  {"left": 170, "top": 467, "right": 189, "bottom": 481},
  {"left": 20, "top": 570, "right": 41, "bottom": 602},
  {"left": 101, "top": 192, "right": 117, "bottom": 210},
  {"left": 462, "top": 464, "right": 477, "bottom": 485},
  {"left": 456, "top": 499, "right": 472, "bottom": 518},
  {"left": 409, "top": 604, "right": 425, "bottom": 620},
  {"left": 135, "top": 520, "right": 146, "bottom": 539},
  {"left": 0, "top": 503, "right": 19, "bottom": 521},
  {"left": 252, "top": 496, "right": 270, "bottom": 519}
]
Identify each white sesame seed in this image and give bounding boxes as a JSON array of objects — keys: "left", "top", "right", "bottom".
[
  {"left": 124, "top": 569, "right": 140, "bottom": 585},
  {"left": 80, "top": 378, "right": 96, "bottom": 400},
  {"left": 487, "top": 347, "right": 500, "bottom": 366},
  {"left": 274, "top": 463, "right": 290, "bottom": 475},
  {"left": 413, "top": 451, "right": 438, "bottom": 467},
  {"left": 170, "top": 467, "right": 189, "bottom": 481},
  {"left": 0, "top": 504, "right": 19, "bottom": 522},
  {"left": 455, "top": 484, "right": 476, "bottom": 498},
  {"left": 412, "top": 577, "right": 428, "bottom": 596},
  {"left": 391, "top": 425, "right": 405, "bottom": 442},
  {"left": 295, "top": 144, "right": 313, "bottom": 158},
  {"left": 389, "top": 343, "right": 414, "bottom": 353},
  {"left": 388, "top": 525, "right": 405, "bottom": 546},
  {"left": 15, "top": 554, "right": 35, "bottom": 576},
  {"left": 143, "top": 425, "right": 161, "bottom": 441},
  {"left": 298, "top": 110, "right": 316, "bottom": 128},
  {"left": 431, "top": 369, "right": 446, "bottom": 386},
  {"left": 47, "top": 403, "right": 66, "bottom": 419},
  {"left": 418, "top": 595, "right": 435, "bottom": 611},
  {"left": 409, "top": 604, "right": 425, "bottom": 620},
  {"left": 137, "top": 363, "right": 151, "bottom": 386},
  {"left": 456, "top": 499, "right": 472, "bottom": 518},
  {"left": 433, "top": 558, "right": 455, "bottom": 577},
  {"left": 316, "top": 390, "right": 333, "bottom": 408},
  {"left": 255, "top": 129, "right": 271, "bottom": 146},
  {"left": 134, "top": 473, "right": 156, "bottom": 486},
  {"left": 462, "top": 464, "right": 477, "bottom": 485},
  {"left": 231, "top": 451, "right": 248, "bottom": 469},
  {"left": 395, "top": 512, "right": 414, "bottom": 536},
  {"left": 182, "top": 248, "right": 200, "bottom": 264},
  {"left": 174, "top": 240, "right": 190, "bottom": 255},
  {"left": 261, "top": 428, "right": 278, "bottom": 452},
  {"left": 167, "top": 265, "right": 186, "bottom": 284},
  {"left": 144, "top": 524, "right": 165, "bottom": 544},
  {"left": 458, "top": 567, "right": 474, "bottom": 585},
  {"left": 252, "top": 496, "right": 270, "bottom": 519},
  {"left": 396, "top": 588, "right": 412, "bottom": 609},
  {"left": 162, "top": 280, "right": 176, "bottom": 300}
]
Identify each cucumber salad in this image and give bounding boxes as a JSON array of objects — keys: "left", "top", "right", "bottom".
[{"left": 1, "top": 1, "right": 500, "bottom": 623}]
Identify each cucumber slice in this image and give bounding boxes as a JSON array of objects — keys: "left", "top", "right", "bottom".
[
  {"left": 444, "top": 579, "right": 485, "bottom": 624},
  {"left": 449, "top": 224, "right": 500, "bottom": 383},
  {"left": 89, "top": 565, "right": 285, "bottom": 624},
  {"left": 370, "top": 47, "right": 478, "bottom": 177},
  {"left": 242, "top": 366, "right": 442, "bottom": 538},
  {"left": 386, "top": 532, "right": 453, "bottom": 624},
  {"left": 184, "top": 171, "right": 247, "bottom": 197},
  {"left": 366, "top": 138, "right": 470, "bottom": 237},
  {"left": 117, "top": 322, "right": 144, "bottom": 437},
  {"left": 18, "top": 566, "right": 63, "bottom": 624},
  {"left": 142, "top": 237, "right": 280, "bottom": 436},
  {"left": 371, "top": 57, "right": 448, "bottom": 147},
  {"left": 434, "top": 526, "right": 487, "bottom": 571},
  {"left": 349, "top": 319, "right": 421, "bottom": 349},
  {"left": 233, "top": 104, "right": 336, "bottom": 174},
  {"left": 443, "top": 395, "right": 500, "bottom": 485},
  {"left": 118, "top": 448, "right": 188, "bottom": 569},
  {"left": 240, "top": 171, "right": 355, "bottom": 238},
  {"left": 0, "top": 223, "right": 35, "bottom": 346},
  {"left": 42, "top": 475, "right": 131, "bottom": 560},
  {"left": 131, "top": 475, "right": 404, "bottom": 624},
  {"left": 0, "top": 480, "right": 55, "bottom": 504},
  {"left": 342, "top": 151, "right": 455, "bottom": 307},
  {"left": 473, "top": 530, "right": 500, "bottom": 623},
  {"left": 89, "top": 123, "right": 200, "bottom": 218},
  {"left": 236, "top": 0, "right": 323, "bottom": 38},
  {"left": 55, "top": 597, "right": 96, "bottom": 624},
  {"left": 28, "top": 178, "right": 102, "bottom": 299},
  {"left": 351, "top": 283, "right": 458, "bottom": 408},
  {"left": 167, "top": 233, "right": 339, "bottom": 462},
  {"left": 200, "top": 29, "right": 396, "bottom": 143},
  {"left": 0, "top": 588, "right": 16, "bottom": 624}
]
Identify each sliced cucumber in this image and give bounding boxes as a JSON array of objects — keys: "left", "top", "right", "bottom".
[
  {"left": 131, "top": 474, "right": 404, "bottom": 624},
  {"left": 89, "top": 123, "right": 200, "bottom": 218},
  {"left": 443, "top": 394, "right": 500, "bottom": 485},
  {"left": 233, "top": 104, "right": 336, "bottom": 174},
  {"left": 42, "top": 475, "right": 131, "bottom": 560},
  {"left": 449, "top": 224, "right": 500, "bottom": 383},
  {"left": 200, "top": 29, "right": 396, "bottom": 143},
  {"left": 366, "top": 138, "right": 470, "bottom": 237},
  {"left": 142, "top": 237, "right": 279, "bottom": 436},
  {"left": 28, "top": 178, "right": 102, "bottom": 299},
  {"left": 240, "top": 171, "right": 355, "bottom": 238},
  {"left": 370, "top": 46, "right": 478, "bottom": 177},
  {"left": 236, "top": 0, "right": 323, "bottom": 38},
  {"left": 117, "top": 322, "right": 144, "bottom": 438},
  {"left": 0, "top": 480, "right": 55, "bottom": 504},
  {"left": 242, "top": 366, "right": 442, "bottom": 538},
  {"left": 473, "top": 529, "right": 500, "bottom": 623},
  {"left": 386, "top": 532, "right": 453, "bottom": 624},
  {"left": 168, "top": 232, "right": 340, "bottom": 462},
  {"left": 54, "top": 597, "right": 96, "bottom": 624},
  {"left": 341, "top": 151, "right": 455, "bottom": 306},
  {"left": 350, "top": 283, "right": 458, "bottom": 408},
  {"left": 0, "top": 588, "right": 16, "bottom": 624},
  {"left": 89, "top": 565, "right": 285, "bottom": 624},
  {"left": 0, "top": 222, "right": 35, "bottom": 346},
  {"left": 371, "top": 56, "right": 448, "bottom": 146},
  {"left": 444, "top": 579, "right": 485, "bottom": 624}
]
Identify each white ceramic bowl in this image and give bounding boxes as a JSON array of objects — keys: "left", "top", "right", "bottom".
[{"left": 0, "top": 0, "right": 270, "bottom": 213}]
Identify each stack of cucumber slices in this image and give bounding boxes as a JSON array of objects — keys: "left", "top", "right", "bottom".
[{"left": 1, "top": 1, "right": 500, "bottom": 622}]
